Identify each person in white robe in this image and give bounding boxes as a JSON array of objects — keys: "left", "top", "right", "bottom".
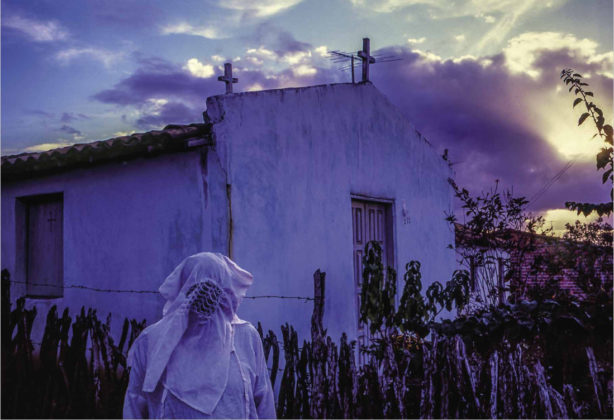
[{"left": 123, "top": 252, "right": 276, "bottom": 419}]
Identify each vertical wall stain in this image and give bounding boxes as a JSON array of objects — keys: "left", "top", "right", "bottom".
[
  {"left": 200, "top": 150, "right": 208, "bottom": 208},
  {"left": 226, "top": 183, "right": 233, "bottom": 259}
]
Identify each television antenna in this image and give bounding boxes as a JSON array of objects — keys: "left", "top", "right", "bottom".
[{"left": 328, "top": 38, "right": 402, "bottom": 84}]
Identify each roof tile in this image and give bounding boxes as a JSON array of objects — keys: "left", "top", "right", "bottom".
[{"left": 2, "top": 123, "right": 213, "bottom": 182}]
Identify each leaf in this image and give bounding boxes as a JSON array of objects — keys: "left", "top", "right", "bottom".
[
  {"left": 596, "top": 147, "right": 612, "bottom": 170},
  {"left": 585, "top": 92, "right": 594, "bottom": 97},
  {"left": 605, "top": 125, "right": 613, "bottom": 145},
  {"left": 572, "top": 73, "right": 582, "bottom": 77},
  {"left": 572, "top": 98, "right": 583, "bottom": 108},
  {"left": 578, "top": 112, "right": 590, "bottom": 126},
  {"left": 602, "top": 168, "right": 612, "bottom": 184}
]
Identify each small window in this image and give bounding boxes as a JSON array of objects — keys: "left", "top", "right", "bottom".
[
  {"left": 351, "top": 198, "right": 394, "bottom": 362},
  {"left": 20, "top": 193, "right": 64, "bottom": 298},
  {"left": 468, "top": 253, "right": 507, "bottom": 305}
]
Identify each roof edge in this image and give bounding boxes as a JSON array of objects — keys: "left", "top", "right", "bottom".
[{"left": 2, "top": 123, "right": 213, "bottom": 183}]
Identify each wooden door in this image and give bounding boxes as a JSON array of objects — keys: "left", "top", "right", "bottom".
[
  {"left": 27, "top": 197, "right": 63, "bottom": 297},
  {"left": 352, "top": 199, "right": 391, "bottom": 363}
]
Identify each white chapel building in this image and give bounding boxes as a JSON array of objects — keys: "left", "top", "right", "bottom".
[{"left": 1, "top": 81, "right": 456, "bottom": 342}]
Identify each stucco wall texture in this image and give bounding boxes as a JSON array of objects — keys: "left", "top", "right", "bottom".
[
  {"left": 2, "top": 82, "right": 455, "bottom": 343},
  {"left": 1, "top": 152, "right": 212, "bottom": 340},
  {"left": 206, "top": 82, "right": 456, "bottom": 340}
]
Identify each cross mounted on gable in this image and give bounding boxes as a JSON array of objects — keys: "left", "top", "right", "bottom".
[
  {"left": 357, "top": 38, "right": 376, "bottom": 83},
  {"left": 47, "top": 211, "right": 57, "bottom": 232},
  {"left": 218, "top": 62, "right": 238, "bottom": 94}
]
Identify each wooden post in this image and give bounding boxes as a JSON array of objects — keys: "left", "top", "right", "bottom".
[
  {"left": 311, "top": 269, "right": 325, "bottom": 337},
  {"left": 310, "top": 269, "right": 326, "bottom": 418}
]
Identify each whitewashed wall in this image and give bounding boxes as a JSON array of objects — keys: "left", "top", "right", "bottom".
[
  {"left": 1, "top": 151, "right": 226, "bottom": 341},
  {"left": 2, "top": 83, "right": 456, "bottom": 346},
  {"left": 206, "top": 83, "right": 456, "bottom": 342}
]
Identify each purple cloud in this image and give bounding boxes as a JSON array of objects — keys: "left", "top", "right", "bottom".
[
  {"left": 93, "top": 69, "right": 212, "bottom": 106},
  {"left": 251, "top": 24, "right": 312, "bottom": 56},
  {"left": 59, "top": 124, "right": 81, "bottom": 136},
  {"left": 135, "top": 102, "right": 201, "bottom": 130},
  {"left": 25, "top": 109, "right": 54, "bottom": 118},
  {"left": 60, "top": 112, "right": 75, "bottom": 123},
  {"left": 90, "top": 40, "right": 611, "bottom": 217},
  {"left": 92, "top": 56, "right": 330, "bottom": 131},
  {"left": 369, "top": 45, "right": 612, "bottom": 213},
  {"left": 60, "top": 112, "right": 91, "bottom": 123},
  {"left": 93, "top": 0, "right": 162, "bottom": 27}
]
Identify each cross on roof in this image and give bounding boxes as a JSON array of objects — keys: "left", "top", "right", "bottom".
[
  {"left": 357, "top": 38, "right": 375, "bottom": 83},
  {"left": 218, "top": 62, "right": 238, "bottom": 94},
  {"left": 47, "top": 211, "right": 57, "bottom": 232}
]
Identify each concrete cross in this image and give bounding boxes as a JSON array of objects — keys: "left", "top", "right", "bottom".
[
  {"left": 357, "top": 38, "right": 376, "bottom": 83},
  {"left": 218, "top": 62, "right": 238, "bottom": 94},
  {"left": 47, "top": 211, "right": 56, "bottom": 232}
]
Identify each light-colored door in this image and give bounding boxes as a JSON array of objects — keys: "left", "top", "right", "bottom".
[{"left": 351, "top": 199, "right": 391, "bottom": 362}]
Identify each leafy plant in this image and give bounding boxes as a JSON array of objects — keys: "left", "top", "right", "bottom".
[
  {"left": 560, "top": 69, "right": 613, "bottom": 217},
  {"left": 446, "top": 179, "right": 552, "bottom": 310},
  {"left": 359, "top": 240, "right": 470, "bottom": 339}
]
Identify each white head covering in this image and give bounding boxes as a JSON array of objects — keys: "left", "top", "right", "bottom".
[{"left": 132, "top": 252, "right": 253, "bottom": 414}]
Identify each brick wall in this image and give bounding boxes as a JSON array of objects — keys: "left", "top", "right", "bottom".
[{"left": 508, "top": 238, "right": 612, "bottom": 300}]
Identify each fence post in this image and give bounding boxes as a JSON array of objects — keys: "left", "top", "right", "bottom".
[
  {"left": 311, "top": 270, "right": 325, "bottom": 337},
  {"left": 310, "top": 269, "right": 327, "bottom": 418}
]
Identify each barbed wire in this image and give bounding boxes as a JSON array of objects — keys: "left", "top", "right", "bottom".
[
  {"left": 5, "top": 280, "right": 313, "bottom": 301},
  {"left": 6, "top": 279, "right": 159, "bottom": 295},
  {"left": 245, "top": 295, "right": 314, "bottom": 302}
]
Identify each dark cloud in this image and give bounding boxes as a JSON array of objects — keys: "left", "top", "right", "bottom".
[
  {"left": 93, "top": 0, "right": 163, "bottom": 27},
  {"left": 93, "top": 69, "right": 212, "bottom": 105},
  {"left": 92, "top": 56, "right": 330, "bottom": 131},
  {"left": 91, "top": 46, "right": 611, "bottom": 215},
  {"left": 60, "top": 112, "right": 90, "bottom": 123},
  {"left": 59, "top": 124, "right": 81, "bottom": 136},
  {"left": 92, "top": 58, "right": 273, "bottom": 107},
  {"left": 25, "top": 108, "right": 54, "bottom": 118},
  {"left": 135, "top": 102, "right": 201, "bottom": 130},
  {"left": 369, "top": 46, "right": 612, "bottom": 213},
  {"left": 60, "top": 112, "right": 75, "bottom": 123},
  {"left": 251, "top": 23, "right": 312, "bottom": 56}
]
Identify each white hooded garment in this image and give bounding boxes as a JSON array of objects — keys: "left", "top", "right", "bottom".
[{"left": 123, "top": 253, "right": 276, "bottom": 419}]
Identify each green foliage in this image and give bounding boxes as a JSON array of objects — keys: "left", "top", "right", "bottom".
[
  {"left": 433, "top": 296, "right": 612, "bottom": 357},
  {"left": 448, "top": 178, "right": 538, "bottom": 245},
  {"left": 359, "top": 241, "right": 397, "bottom": 334},
  {"left": 395, "top": 260, "right": 431, "bottom": 336},
  {"left": 359, "top": 241, "right": 470, "bottom": 339},
  {"left": 447, "top": 179, "right": 552, "bottom": 310},
  {"left": 527, "top": 218, "right": 613, "bottom": 303},
  {"left": 447, "top": 174, "right": 612, "bottom": 308},
  {"left": 560, "top": 69, "right": 613, "bottom": 216}
]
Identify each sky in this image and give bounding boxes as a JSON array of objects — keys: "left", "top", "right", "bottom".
[{"left": 2, "top": 0, "right": 613, "bottom": 231}]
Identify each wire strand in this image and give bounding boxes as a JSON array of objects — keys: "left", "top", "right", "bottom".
[
  {"left": 5, "top": 280, "right": 314, "bottom": 301},
  {"left": 528, "top": 158, "right": 577, "bottom": 205}
]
